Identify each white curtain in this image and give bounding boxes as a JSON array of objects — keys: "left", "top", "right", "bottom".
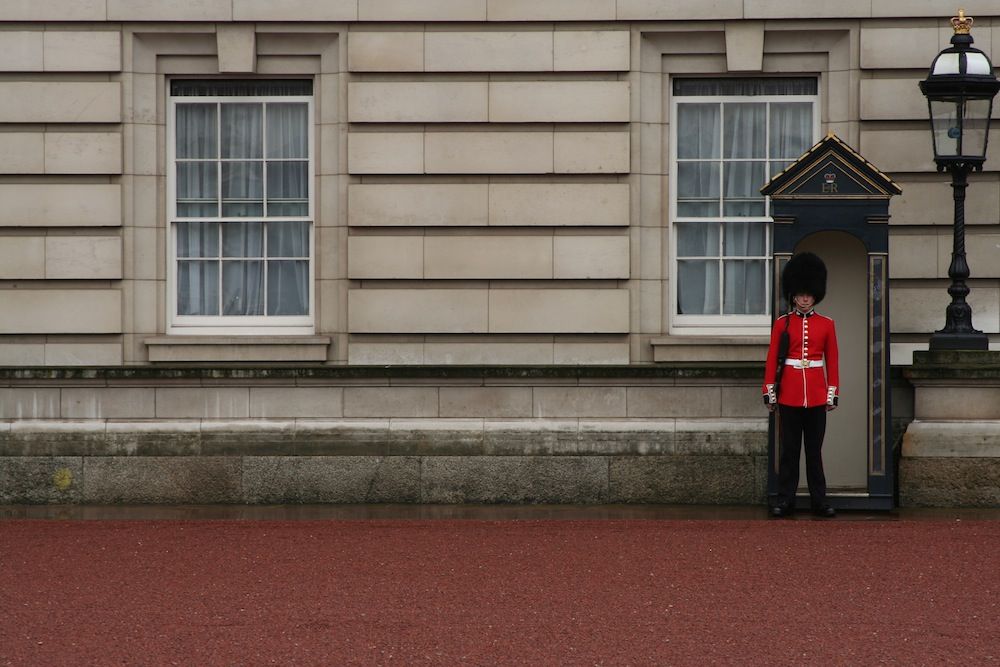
[{"left": 676, "top": 98, "right": 810, "bottom": 315}]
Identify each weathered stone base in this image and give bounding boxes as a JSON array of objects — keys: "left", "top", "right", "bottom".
[
  {"left": 900, "top": 420, "right": 1000, "bottom": 507},
  {"left": 0, "top": 419, "right": 767, "bottom": 505}
]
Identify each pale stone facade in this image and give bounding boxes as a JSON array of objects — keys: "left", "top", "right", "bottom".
[{"left": 1, "top": 2, "right": 999, "bottom": 505}]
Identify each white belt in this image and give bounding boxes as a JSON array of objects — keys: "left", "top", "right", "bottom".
[{"left": 785, "top": 358, "right": 823, "bottom": 369}]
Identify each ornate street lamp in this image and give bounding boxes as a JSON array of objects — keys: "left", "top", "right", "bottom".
[{"left": 919, "top": 9, "right": 1000, "bottom": 350}]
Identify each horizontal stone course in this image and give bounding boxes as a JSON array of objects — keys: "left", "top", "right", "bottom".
[
  {"left": 0, "top": 82, "right": 120, "bottom": 123},
  {"left": 0, "top": 184, "right": 121, "bottom": 227},
  {"left": 0, "top": 290, "right": 121, "bottom": 335}
]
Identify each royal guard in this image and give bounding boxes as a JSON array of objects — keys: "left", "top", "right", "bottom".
[{"left": 763, "top": 252, "right": 839, "bottom": 518}]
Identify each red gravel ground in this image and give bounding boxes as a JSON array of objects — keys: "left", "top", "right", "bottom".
[{"left": 2, "top": 519, "right": 999, "bottom": 665}]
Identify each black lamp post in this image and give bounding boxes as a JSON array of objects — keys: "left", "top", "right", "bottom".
[{"left": 919, "top": 10, "right": 1000, "bottom": 350}]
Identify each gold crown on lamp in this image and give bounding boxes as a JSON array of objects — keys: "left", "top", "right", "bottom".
[{"left": 951, "top": 9, "right": 973, "bottom": 34}]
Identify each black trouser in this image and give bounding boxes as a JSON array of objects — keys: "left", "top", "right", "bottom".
[{"left": 777, "top": 405, "right": 828, "bottom": 508}]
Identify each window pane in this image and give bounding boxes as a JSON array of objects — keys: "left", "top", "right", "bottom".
[
  {"left": 172, "top": 79, "right": 313, "bottom": 97},
  {"left": 769, "top": 102, "right": 813, "bottom": 159},
  {"left": 723, "top": 103, "right": 766, "bottom": 158},
  {"left": 723, "top": 162, "right": 766, "bottom": 216},
  {"left": 176, "top": 162, "right": 218, "bottom": 217},
  {"left": 267, "top": 261, "right": 309, "bottom": 316},
  {"left": 222, "top": 222, "right": 263, "bottom": 258},
  {"left": 677, "top": 161, "right": 720, "bottom": 217},
  {"left": 222, "top": 161, "right": 263, "bottom": 217},
  {"left": 266, "top": 103, "right": 308, "bottom": 159},
  {"left": 769, "top": 160, "right": 792, "bottom": 179},
  {"left": 724, "top": 222, "right": 767, "bottom": 256},
  {"left": 176, "top": 222, "right": 219, "bottom": 258},
  {"left": 222, "top": 260, "right": 264, "bottom": 315},
  {"left": 267, "top": 221, "right": 310, "bottom": 258},
  {"left": 724, "top": 260, "right": 767, "bottom": 314},
  {"left": 674, "top": 77, "right": 817, "bottom": 96},
  {"left": 221, "top": 104, "right": 263, "bottom": 159},
  {"left": 676, "top": 222, "right": 720, "bottom": 257},
  {"left": 677, "top": 260, "right": 720, "bottom": 315},
  {"left": 177, "top": 260, "right": 219, "bottom": 315},
  {"left": 676, "top": 104, "right": 720, "bottom": 159},
  {"left": 176, "top": 104, "right": 217, "bottom": 159},
  {"left": 266, "top": 161, "right": 308, "bottom": 217}
]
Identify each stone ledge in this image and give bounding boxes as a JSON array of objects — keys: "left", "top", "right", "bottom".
[
  {"left": 902, "top": 421, "right": 1000, "bottom": 458},
  {"left": 145, "top": 336, "right": 331, "bottom": 363}
]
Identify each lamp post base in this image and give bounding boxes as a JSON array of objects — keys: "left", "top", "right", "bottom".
[{"left": 928, "top": 331, "right": 989, "bottom": 350}]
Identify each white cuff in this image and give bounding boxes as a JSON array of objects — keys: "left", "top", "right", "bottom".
[
  {"left": 827, "top": 386, "right": 838, "bottom": 406},
  {"left": 766, "top": 384, "right": 777, "bottom": 404}
]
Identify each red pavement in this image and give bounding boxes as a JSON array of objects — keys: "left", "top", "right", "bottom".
[{"left": 2, "top": 518, "right": 999, "bottom": 665}]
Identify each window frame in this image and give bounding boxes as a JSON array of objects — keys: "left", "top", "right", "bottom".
[
  {"left": 668, "top": 82, "right": 819, "bottom": 335},
  {"left": 166, "top": 81, "right": 316, "bottom": 335}
]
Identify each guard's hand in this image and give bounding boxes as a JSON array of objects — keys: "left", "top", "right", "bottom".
[
  {"left": 767, "top": 403, "right": 776, "bottom": 413},
  {"left": 826, "top": 404, "right": 837, "bottom": 412}
]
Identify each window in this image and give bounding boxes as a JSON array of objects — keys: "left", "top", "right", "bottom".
[
  {"left": 168, "top": 80, "right": 314, "bottom": 334},
  {"left": 670, "top": 77, "right": 818, "bottom": 332}
]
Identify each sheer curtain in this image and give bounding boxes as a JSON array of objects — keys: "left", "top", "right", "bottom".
[{"left": 675, "top": 92, "right": 812, "bottom": 317}]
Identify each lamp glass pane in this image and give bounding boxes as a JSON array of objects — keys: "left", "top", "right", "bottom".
[
  {"left": 929, "top": 99, "right": 961, "bottom": 157},
  {"left": 962, "top": 98, "right": 992, "bottom": 157}
]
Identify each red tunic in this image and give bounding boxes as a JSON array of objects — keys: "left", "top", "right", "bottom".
[{"left": 762, "top": 310, "right": 840, "bottom": 408}]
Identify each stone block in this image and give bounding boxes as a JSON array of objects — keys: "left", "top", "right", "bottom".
[
  {"left": 533, "top": 386, "right": 627, "bottom": 418},
  {"left": 388, "top": 420, "right": 486, "bottom": 456},
  {"left": 347, "top": 132, "right": 424, "bottom": 174},
  {"left": 425, "top": 32, "right": 553, "bottom": 72},
  {"left": 199, "top": 421, "right": 299, "bottom": 456},
  {"left": 674, "top": 419, "right": 767, "bottom": 455},
  {"left": 348, "top": 341, "right": 425, "bottom": 365},
  {"left": 234, "top": 0, "right": 357, "bottom": 20},
  {"left": 249, "top": 387, "right": 344, "bottom": 418},
  {"left": 891, "top": 177, "right": 999, "bottom": 227},
  {"left": 609, "top": 455, "right": 758, "bottom": 503},
  {"left": 0, "top": 236, "right": 45, "bottom": 279},
  {"left": 108, "top": 0, "right": 232, "bottom": 20},
  {"left": 293, "top": 420, "right": 392, "bottom": 456},
  {"left": 859, "top": 129, "right": 936, "bottom": 173},
  {"left": 900, "top": 457, "right": 1000, "bottom": 508},
  {"left": 489, "top": 81, "right": 629, "bottom": 122},
  {"left": 0, "top": 32, "right": 42, "bottom": 71},
  {"left": 627, "top": 387, "right": 722, "bottom": 418},
  {"left": 0, "top": 290, "right": 121, "bottom": 334},
  {"left": 244, "top": 456, "right": 421, "bottom": 503},
  {"left": 942, "top": 231, "right": 1000, "bottom": 280},
  {"left": 0, "top": 344, "right": 45, "bottom": 366},
  {"left": 359, "top": 0, "right": 487, "bottom": 20},
  {"left": 83, "top": 457, "right": 242, "bottom": 503},
  {"left": 553, "top": 341, "right": 630, "bottom": 365},
  {"left": 719, "top": 387, "right": 766, "bottom": 418},
  {"left": 343, "top": 387, "right": 439, "bottom": 418},
  {"left": 348, "top": 235, "right": 424, "bottom": 279},
  {"left": 481, "top": 419, "right": 579, "bottom": 455},
  {"left": 45, "top": 343, "right": 123, "bottom": 366},
  {"left": 871, "top": 0, "right": 1000, "bottom": 19},
  {"left": 725, "top": 22, "right": 764, "bottom": 72},
  {"left": 145, "top": 338, "right": 331, "bottom": 363},
  {"left": 860, "top": 27, "right": 940, "bottom": 69},
  {"left": 903, "top": 421, "right": 1000, "bottom": 458},
  {"left": 553, "top": 235, "right": 629, "bottom": 279},
  {"left": 915, "top": 387, "right": 1000, "bottom": 421},
  {"left": 45, "top": 236, "right": 122, "bottom": 280},
  {"left": 0, "top": 82, "right": 120, "bottom": 123},
  {"left": 860, "top": 78, "right": 925, "bottom": 121},
  {"left": 0, "top": 184, "right": 121, "bottom": 227},
  {"left": 0, "top": 0, "right": 103, "bottom": 20},
  {"left": 43, "top": 31, "right": 121, "bottom": 72},
  {"left": 488, "top": 289, "right": 630, "bottom": 333},
  {"left": 349, "top": 289, "right": 489, "bottom": 333},
  {"left": 746, "top": 0, "right": 871, "bottom": 17},
  {"left": 424, "top": 236, "right": 552, "bottom": 279},
  {"left": 486, "top": 0, "right": 616, "bottom": 21},
  {"left": 0, "top": 133, "right": 44, "bottom": 173},
  {"left": 489, "top": 183, "right": 629, "bottom": 226},
  {"left": 577, "top": 420, "right": 675, "bottom": 455},
  {"left": 61, "top": 388, "right": 156, "bottom": 419},
  {"left": 217, "top": 25, "right": 256, "bottom": 73},
  {"left": 425, "top": 132, "right": 553, "bottom": 174},
  {"left": 888, "top": 233, "right": 942, "bottom": 279},
  {"left": 349, "top": 184, "right": 488, "bottom": 226},
  {"left": 891, "top": 286, "right": 1000, "bottom": 334},
  {"left": 553, "top": 131, "right": 630, "bottom": 173},
  {"left": 155, "top": 388, "right": 250, "bottom": 419},
  {"left": 423, "top": 341, "right": 553, "bottom": 365},
  {"left": 348, "top": 32, "right": 423, "bottom": 71},
  {"left": 0, "top": 457, "right": 83, "bottom": 504},
  {"left": 553, "top": 31, "right": 629, "bottom": 71},
  {"left": 348, "top": 82, "right": 488, "bottom": 123},
  {"left": 421, "top": 456, "right": 609, "bottom": 503},
  {"left": 0, "top": 388, "right": 60, "bottom": 419},
  {"left": 98, "top": 421, "right": 201, "bottom": 457},
  {"left": 43, "top": 132, "right": 122, "bottom": 174},
  {"left": 616, "top": 0, "right": 742, "bottom": 20},
  {"left": 439, "top": 387, "right": 532, "bottom": 418}
]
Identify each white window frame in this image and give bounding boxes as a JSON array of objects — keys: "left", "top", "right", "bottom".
[
  {"left": 668, "top": 83, "right": 819, "bottom": 336},
  {"left": 166, "top": 82, "right": 316, "bottom": 335}
]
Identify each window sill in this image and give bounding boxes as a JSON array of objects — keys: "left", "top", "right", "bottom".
[
  {"left": 650, "top": 336, "right": 769, "bottom": 363},
  {"left": 145, "top": 336, "right": 331, "bottom": 363}
]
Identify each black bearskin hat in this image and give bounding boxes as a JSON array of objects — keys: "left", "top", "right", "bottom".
[{"left": 782, "top": 252, "right": 827, "bottom": 305}]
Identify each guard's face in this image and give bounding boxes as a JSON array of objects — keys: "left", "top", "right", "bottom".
[{"left": 793, "top": 293, "right": 815, "bottom": 311}]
